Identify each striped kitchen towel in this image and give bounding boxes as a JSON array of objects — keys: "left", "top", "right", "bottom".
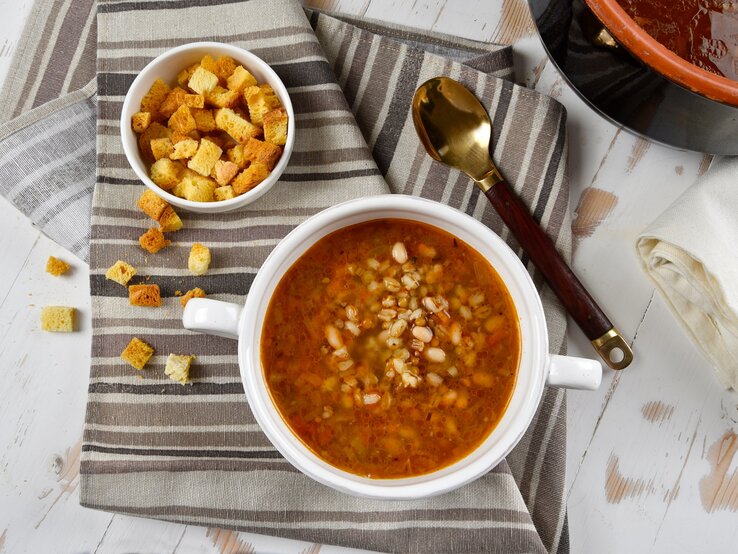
[{"left": 0, "top": 1, "right": 571, "bottom": 553}]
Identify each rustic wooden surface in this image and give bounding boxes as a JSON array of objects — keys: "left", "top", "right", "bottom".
[{"left": 1, "top": 0, "right": 736, "bottom": 552}]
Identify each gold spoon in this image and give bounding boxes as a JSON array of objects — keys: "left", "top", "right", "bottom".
[{"left": 412, "top": 76, "right": 632, "bottom": 370}]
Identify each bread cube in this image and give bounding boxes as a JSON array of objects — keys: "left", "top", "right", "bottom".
[
  {"left": 137, "top": 189, "right": 169, "bottom": 221},
  {"left": 205, "top": 86, "right": 240, "bottom": 108},
  {"left": 46, "top": 256, "right": 70, "bottom": 276},
  {"left": 139, "top": 227, "right": 171, "bottom": 253},
  {"left": 105, "top": 260, "right": 137, "bottom": 286},
  {"left": 171, "top": 130, "right": 199, "bottom": 143},
  {"left": 232, "top": 162, "right": 269, "bottom": 195},
  {"left": 244, "top": 84, "right": 281, "bottom": 126},
  {"left": 165, "top": 353, "right": 194, "bottom": 385},
  {"left": 213, "top": 160, "right": 239, "bottom": 186},
  {"left": 191, "top": 108, "right": 216, "bottom": 132},
  {"left": 121, "top": 337, "right": 154, "bottom": 370},
  {"left": 168, "top": 104, "right": 196, "bottom": 134},
  {"left": 263, "top": 108, "right": 288, "bottom": 146},
  {"left": 215, "top": 108, "right": 260, "bottom": 143},
  {"left": 214, "top": 185, "right": 235, "bottom": 201},
  {"left": 150, "top": 137, "right": 174, "bottom": 160},
  {"left": 226, "top": 144, "right": 249, "bottom": 169},
  {"left": 129, "top": 284, "right": 162, "bottom": 307},
  {"left": 139, "top": 78, "right": 170, "bottom": 115},
  {"left": 181, "top": 173, "right": 217, "bottom": 202},
  {"left": 170, "top": 138, "right": 199, "bottom": 160},
  {"left": 187, "top": 139, "right": 223, "bottom": 177},
  {"left": 159, "top": 87, "right": 188, "bottom": 118},
  {"left": 40, "top": 306, "right": 75, "bottom": 332},
  {"left": 180, "top": 287, "right": 206, "bottom": 308},
  {"left": 188, "top": 243, "right": 211, "bottom": 275},
  {"left": 177, "top": 63, "right": 200, "bottom": 88},
  {"left": 183, "top": 94, "right": 205, "bottom": 108},
  {"left": 188, "top": 66, "right": 219, "bottom": 95},
  {"left": 242, "top": 137, "right": 281, "bottom": 170},
  {"left": 150, "top": 158, "right": 182, "bottom": 191},
  {"left": 138, "top": 122, "right": 171, "bottom": 161},
  {"left": 199, "top": 55, "right": 221, "bottom": 77},
  {"left": 227, "top": 66, "right": 257, "bottom": 91},
  {"left": 158, "top": 206, "right": 183, "bottom": 232},
  {"left": 215, "top": 56, "right": 238, "bottom": 80},
  {"left": 131, "top": 111, "right": 152, "bottom": 133}
]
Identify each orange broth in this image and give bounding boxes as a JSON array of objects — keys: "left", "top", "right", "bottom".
[{"left": 261, "top": 219, "right": 520, "bottom": 478}]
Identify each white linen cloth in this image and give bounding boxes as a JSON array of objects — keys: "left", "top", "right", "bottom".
[{"left": 636, "top": 157, "right": 738, "bottom": 390}]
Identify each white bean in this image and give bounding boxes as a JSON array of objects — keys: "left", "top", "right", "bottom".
[
  {"left": 392, "top": 242, "right": 409, "bottom": 264},
  {"left": 363, "top": 393, "right": 381, "bottom": 405},
  {"left": 345, "top": 321, "right": 361, "bottom": 336},
  {"left": 412, "top": 325, "right": 433, "bottom": 343},
  {"left": 325, "top": 325, "right": 343, "bottom": 349},
  {"left": 425, "top": 347, "right": 446, "bottom": 363}
]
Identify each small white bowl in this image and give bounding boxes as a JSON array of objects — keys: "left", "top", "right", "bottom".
[
  {"left": 183, "top": 195, "right": 602, "bottom": 499},
  {"left": 120, "top": 41, "right": 295, "bottom": 213}
]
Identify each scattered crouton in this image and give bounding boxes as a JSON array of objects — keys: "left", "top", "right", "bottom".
[
  {"left": 263, "top": 107, "right": 288, "bottom": 146},
  {"left": 40, "top": 306, "right": 75, "bottom": 332},
  {"left": 188, "top": 66, "right": 219, "bottom": 95},
  {"left": 150, "top": 137, "right": 174, "bottom": 160},
  {"left": 139, "top": 79, "right": 170, "bottom": 115},
  {"left": 188, "top": 243, "right": 211, "bottom": 275},
  {"left": 158, "top": 206, "right": 183, "bottom": 232},
  {"left": 170, "top": 138, "right": 199, "bottom": 160},
  {"left": 232, "top": 162, "right": 269, "bottom": 195},
  {"left": 180, "top": 287, "right": 206, "bottom": 308},
  {"left": 227, "top": 66, "right": 257, "bottom": 92},
  {"left": 242, "top": 137, "right": 281, "bottom": 170},
  {"left": 121, "top": 337, "right": 154, "bottom": 370},
  {"left": 165, "top": 354, "right": 194, "bottom": 385},
  {"left": 150, "top": 158, "right": 182, "bottom": 190},
  {"left": 213, "top": 160, "right": 239, "bottom": 186},
  {"left": 139, "top": 227, "right": 171, "bottom": 253},
  {"left": 168, "top": 104, "right": 197, "bottom": 134},
  {"left": 131, "top": 111, "right": 152, "bottom": 133},
  {"left": 187, "top": 139, "right": 223, "bottom": 177},
  {"left": 105, "top": 260, "right": 137, "bottom": 286},
  {"left": 46, "top": 256, "right": 70, "bottom": 276},
  {"left": 243, "top": 84, "right": 281, "bottom": 125},
  {"left": 137, "top": 189, "right": 169, "bottom": 221},
  {"left": 129, "top": 284, "right": 162, "bottom": 307},
  {"left": 215, "top": 108, "right": 260, "bottom": 143}
]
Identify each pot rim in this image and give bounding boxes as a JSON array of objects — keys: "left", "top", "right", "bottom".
[{"left": 585, "top": 0, "right": 738, "bottom": 107}]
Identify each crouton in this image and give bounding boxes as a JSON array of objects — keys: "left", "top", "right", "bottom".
[
  {"left": 171, "top": 130, "right": 199, "bottom": 143},
  {"left": 232, "top": 162, "right": 269, "bottom": 195},
  {"left": 215, "top": 56, "right": 238, "bottom": 80},
  {"left": 226, "top": 144, "right": 249, "bottom": 169},
  {"left": 187, "top": 139, "right": 223, "bottom": 177},
  {"left": 180, "top": 287, "right": 206, "bottom": 308},
  {"left": 159, "top": 87, "right": 189, "bottom": 118},
  {"left": 177, "top": 63, "right": 200, "bottom": 88},
  {"left": 139, "top": 227, "right": 171, "bottom": 253},
  {"left": 105, "top": 260, "right": 137, "bottom": 286},
  {"left": 150, "top": 137, "right": 174, "bottom": 160},
  {"left": 121, "top": 337, "right": 154, "bottom": 370},
  {"left": 188, "top": 66, "right": 219, "bottom": 95},
  {"left": 181, "top": 173, "right": 217, "bottom": 202},
  {"left": 183, "top": 94, "right": 205, "bottom": 108},
  {"left": 138, "top": 121, "right": 171, "bottom": 161},
  {"left": 191, "top": 108, "right": 216, "bottom": 132},
  {"left": 263, "top": 107, "right": 288, "bottom": 146},
  {"left": 170, "top": 138, "right": 199, "bottom": 160},
  {"left": 168, "top": 104, "right": 197, "bottom": 134},
  {"left": 199, "top": 55, "right": 221, "bottom": 78},
  {"left": 215, "top": 108, "right": 260, "bottom": 143},
  {"left": 131, "top": 111, "right": 152, "bottom": 133},
  {"left": 205, "top": 86, "right": 240, "bottom": 108},
  {"left": 188, "top": 243, "right": 211, "bottom": 275},
  {"left": 214, "top": 185, "right": 236, "bottom": 201},
  {"left": 158, "top": 206, "right": 183, "bottom": 232},
  {"left": 213, "top": 160, "right": 239, "bottom": 186},
  {"left": 165, "top": 354, "right": 194, "bottom": 385},
  {"left": 40, "top": 306, "right": 75, "bottom": 332},
  {"left": 129, "top": 284, "right": 162, "bottom": 307},
  {"left": 243, "top": 84, "right": 281, "bottom": 125},
  {"left": 46, "top": 256, "right": 70, "bottom": 276},
  {"left": 139, "top": 79, "right": 170, "bottom": 115},
  {"left": 227, "top": 65, "right": 257, "bottom": 92},
  {"left": 137, "top": 189, "right": 169, "bottom": 221},
  {"left": 242, "top": 137, "right": 282, "bottom": 170},
  {"left": 150, "top": 158, "right": 182, "bottom": 190}
]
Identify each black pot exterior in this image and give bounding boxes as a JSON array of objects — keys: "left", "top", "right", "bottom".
[{"left": 528, "top": 0, "right": 738, "bottom": 155}]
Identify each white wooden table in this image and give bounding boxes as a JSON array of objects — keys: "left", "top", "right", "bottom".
[{"left": 1, "top": 1, "right": 736, "bottom": 552}]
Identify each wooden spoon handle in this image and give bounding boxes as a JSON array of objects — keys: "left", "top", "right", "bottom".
[{"left": 484, "top": 180, "right": 632, "bottom": 369}]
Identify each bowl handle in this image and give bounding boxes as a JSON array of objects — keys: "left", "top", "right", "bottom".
[
  {"left": 182, "top": 298, "right": 242, "bottom": 340},
  {"left": 546, "top": 354, "right": 602, "bottom": 390}
]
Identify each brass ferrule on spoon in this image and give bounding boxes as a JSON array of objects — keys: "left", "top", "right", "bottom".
[{"left": 412, "top": 76, "right": 633, "bottom": 370}]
